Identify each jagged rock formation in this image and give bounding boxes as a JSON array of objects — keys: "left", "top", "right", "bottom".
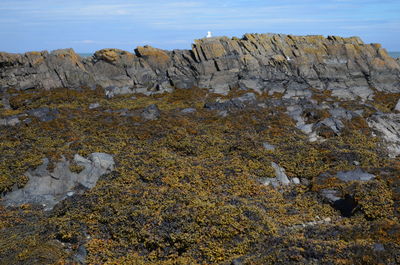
[{"left": 1, "top": 34, "right": 399, "bottom": 99}]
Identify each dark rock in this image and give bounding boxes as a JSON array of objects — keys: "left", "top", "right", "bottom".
[
  {"left": 231, "top": 257, "right": 244, "bottom": 265},
  {"left": 333, "top": 194, "right": 359, "bottom": 217},
  {"left": 27, "top": 107, "right": 59, "bottom": 122},
  {"left": 141, "top": 104, "right": 160, "bottom": 121}
]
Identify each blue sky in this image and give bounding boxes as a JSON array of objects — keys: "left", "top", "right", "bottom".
[{"left": 0, "top": 0, "right": 399, "bottom": 53}]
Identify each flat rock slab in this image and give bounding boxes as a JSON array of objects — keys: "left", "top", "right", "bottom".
[
  {"left": 336, "top": 168, "right": 375, "bottom": 182},
  {"left": 2, "top": 152, "right": 114, "bottom": 210}
]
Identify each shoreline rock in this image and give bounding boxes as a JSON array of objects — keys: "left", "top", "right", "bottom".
[{"left": 1, "top": 33, "right": 399, "bottom": 99}]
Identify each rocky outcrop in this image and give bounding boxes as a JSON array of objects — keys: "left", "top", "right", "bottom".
[
  {"left": 1, "top": 34, "right": 399, "bottom": 99},
  {"left": 368, "top": 113, "right": 400, "bottom": 158}
]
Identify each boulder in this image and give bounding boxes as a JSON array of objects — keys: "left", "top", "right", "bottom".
[
  {"left": 27, "top": 107, "right": 59, "bottom": 122},
  {"left": 2, "top": 153, "right": 115, "bottom": 210},
  {"left": 336, "top": 168, "right": 375, "bottom": 182},
  {"left": 367, "top": 113, "right": 400, "bottom": 158},
  {"left": 0, "top": 115, "right": 20, "bottom": 126},
  {"left": 141, "top": 104, "right": 161, "bottom": 121}
]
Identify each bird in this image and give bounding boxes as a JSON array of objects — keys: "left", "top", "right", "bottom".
[
  {"left": 286, "top": 56, "right": 292, "bottom": 61},
  {"left": 206, "top": 31, "right": 212, "bottom": 38}
]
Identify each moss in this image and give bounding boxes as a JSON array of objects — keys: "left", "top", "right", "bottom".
[
  {"left": 371, "top": 91, "right": 400, "bottom": 112},
  {"left": 69, "top": 162, "right": 85, "bottom": 173}
]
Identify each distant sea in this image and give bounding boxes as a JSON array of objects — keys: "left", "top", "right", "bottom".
[
  {"left": 78, "top": 53, "right": 93, "bottom": 58},
  {"left": 389, "top": 52, "right": 400, "bottom": 58}
]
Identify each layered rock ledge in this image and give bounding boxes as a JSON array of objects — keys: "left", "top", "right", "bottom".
[{"left": 1, "top": 33, "right": 399, "bottom": 99}]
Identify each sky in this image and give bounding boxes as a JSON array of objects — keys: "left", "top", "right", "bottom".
[{"left": 0, "top": 0, "right": 399, "bottom": 53}]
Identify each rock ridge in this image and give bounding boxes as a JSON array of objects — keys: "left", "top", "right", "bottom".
[{"left": 1, "top": 33, "right": 399, "bottom": 99}]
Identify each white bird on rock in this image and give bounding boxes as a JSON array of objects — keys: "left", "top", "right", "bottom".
[{"left": 206, "top": 31, "right": 212, "bottom": 38}]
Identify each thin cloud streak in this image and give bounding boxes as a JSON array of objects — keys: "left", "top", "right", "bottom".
[{"left": 0, "top": 0, "right": 399, "bottom": 52}]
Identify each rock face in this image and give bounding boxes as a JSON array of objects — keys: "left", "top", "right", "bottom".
[
  {"left": 1, "top": 34, "right": 399, "bottom": 98},
  {"left": 2, "top": 153, "right": 115, "bottom": 210},
  {"left": 368, "top": 113, "right": 400, "bottom": 158}
]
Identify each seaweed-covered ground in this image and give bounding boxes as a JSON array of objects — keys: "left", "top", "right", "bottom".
[{"left": 0, "top": 87, "right": 400, "bottom": 264}]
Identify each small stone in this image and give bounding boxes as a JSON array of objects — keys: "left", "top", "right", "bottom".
[
  {"left": 292, "top": 177, "right": 300, "bottom": 185},
  {"left": 353, "top": 161, "right": 360, "bottom": 166},
  {"left": 141, "top": 104, "right": 161, "bottom": 121},
  {"left": 271, "top": 162, "right": 290, "bottom": 186},
  {"left": 89, "top": 103, "right": 100, "bottom": 109},
  {"left": 218, "top": 110, "right": 228, "bottom": 117},
  {"left": 324, "top": 217, "right": 332, "bottom": 223},
  {"left": 181, "top": 108, "right": 196, "bottom": 114},
  {"left": 395, "top": 99, "right": 400, "bottom": 112},
  {"left": 373, "top": 243, "right": 385, "bottom": 252},
  {"left": 262, "top": 142, "right": 275, "bottom": 151}
]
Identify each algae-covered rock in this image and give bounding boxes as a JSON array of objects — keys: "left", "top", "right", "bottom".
[{"left": 2, "top": 153, "right": 115, "bottom": 210}]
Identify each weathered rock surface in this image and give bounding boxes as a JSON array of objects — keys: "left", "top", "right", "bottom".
[
  {"left": 141, "top": 104, "right": 161, "bottom": 121},
  {"left": 27, "top": 107, "right": 59, "bottom": 122},
  {"left": 367, "top": 113, "right": 400, "bottom": 157},
  {"left": 2, "top": 153, "right": 115, "bottom": 210},
  {"left": 336, "top": 168, "right": 375, "bottom": 182},
  {"left": 1, "top": 34, "right": 399, "bottom": 98},
  {"left": 0, "top": 115, "right": 20, "bottom": 126},
  {"left": 260, "top": 162, "right": 300, "bottom": 187}
]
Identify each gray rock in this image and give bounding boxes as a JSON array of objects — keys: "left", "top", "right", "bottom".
[
  {"left": 336, "top": 168, "right": 375, "bottom": 182},
  {"left": 292, "top": 177, "right": 301, "bottom": 185},
  {"left": 89, "top": 103, "right": 100, "bottom": 109},
  {"left": 373, "top": 243, "right": 385, "bottom": 252},
  {"left": 73, "top": 245, "right": 87, "bottom": 264},
  {"left": 262, "top": 142, "right": 275, "bottom": 151},
  {"left": 320, "top": 189, "right": 342, "bottom": 203},
  {"left": 1, "top": 34, "right": 399, "bottom": 98},
  {"left": 204, "top": 93, "right": 257, "bottom": 111},
  {"left": 2, "top": 153, "right": 115, "bottom": 210},
  {"left": 316, "top": 117, "right": 345, "bottom": 134},
  {"left": 367, "top": 113, "right": 400, "bottom": 158},
  {"left": 181, "top": 108, "right": 196, "bottom": 114},
  {"left": 105, "top": 86, "right": 134, "bottom": 98},
  {"left": 395, "top": 99, "right": 400, "bottom": 112},
  {"left": 1, "top": 94, "right": 11, "bottom": 110},
  {"left": 271, "top": 162, "right": 290, "bottom": 186},
  {"left": 0, "top": 115, "right": 20, "bottom": 126},
  {"left": 141, "top": 104, "right": 160, "bottom": 121},
  {"left": 27, "top": 107, "right": 59, "bottom": 122}
]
